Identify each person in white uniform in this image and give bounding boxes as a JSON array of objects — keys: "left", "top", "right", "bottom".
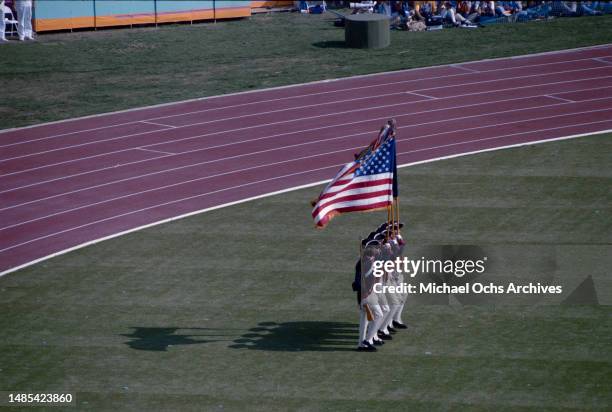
[
  {"left": 355, "top": 241, "right": 387, "bottom": 351},
  {"left": 0, "top": 0, "right": 7, "bottom": 42},
  {"left": 378, "top": 238, "right": 402, "bottom": 338},
  {"left": 1, "top": 0, "right": 7, "bottom": 42},
  {"left": 15, "top": 0, "right": 34, "bottom": 41}
]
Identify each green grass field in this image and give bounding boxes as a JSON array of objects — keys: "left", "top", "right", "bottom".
[
  {"left": 1, "top": 12, "right": 612, "bottom": 129},
  {"left": 1, "top": 9, "right": 612, "bottom": 412},
  {"left": 1, "top": 134, "right": 611, "bottom": 411}
]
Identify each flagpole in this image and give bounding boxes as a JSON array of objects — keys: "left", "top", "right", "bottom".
[
  {"left": 395, "top": 197, "right": 400, "bottom": 236},
  {"left": 386, "top": 205, "right": 392, "bottom": 241},
  {"left": 390, "top": 198, "right": 395, "bottom": 238},
  {"left": 390, "top": 201, "right": 393, "bottom": 239},
  {"left": 311, "top": 119, "right": 398, "bottom": 229}
]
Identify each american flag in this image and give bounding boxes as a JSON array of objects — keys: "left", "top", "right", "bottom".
[{"left": 312, "top": 136, "right": 397, "bottom": 228}]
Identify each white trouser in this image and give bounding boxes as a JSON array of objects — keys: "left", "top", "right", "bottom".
[
  {"left": 365, "top": 305, "right": 386, "bottom": 343},
  {"left": 358, "top": 308, "right": 368, "bottom": 344},
  {"left": 381, "top": 284, "right": 400, "bottom": 332},
  {"left": 393, "top": 301, "right": 405, "bottom": 323},
  {"left": 16, "top": 1, "right": 33, "bottom": 39},
  {"left": 359, "top": 293, "right": 387, "bottom": 344},
  {"left": 0, "top": 10, "right": 5, "bottom": 40},
  {"left": 359, "top": 305, "right": 385, "bottom": 344},
  {"left": 380, "top": 305, "right": 396, "bottom": 333}
]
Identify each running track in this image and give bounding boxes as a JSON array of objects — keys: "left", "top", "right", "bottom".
[{"left": 1, "top": 45, "right": 612, "bottom": 276}]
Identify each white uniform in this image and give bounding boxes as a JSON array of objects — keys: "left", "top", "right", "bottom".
[
  {"left": 1, "top": 1, "right": 6, "bottom": 41},
  {"left": 380, "top": 268, "right": 403, "bottom": 333},
  {"left": 359, "top": 293, "right": 384, "bottom": 344},
  {"left": 358, "top": 263, "right": 389, "bottom": 345},
  {"left": 16, "top": 0, "right": 34, "bottom": 41},
  {"left": 383, "top": 239, "right": 408, "bottom": 330}
]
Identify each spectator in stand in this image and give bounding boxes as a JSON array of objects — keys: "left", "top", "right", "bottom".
[
  {"left": 523, "top": 1, "right": 552, "bottom": 18},
  {"left": 413, "top": 0, "right": 436, "bottom": 20},
  {"left": 458, "top": 1, "right": 484, "bottom": 22},
  {"left": 388, "top": 1, "right": 404, "bottom": 28},
  {"left": 553, "top": 1, "right": 579, "bottom": 16},
  {"left": 480, "top": 1, "right": 496, "bottom": 16},
  {"left": 15, "top": 0, "right": 34, "bottom": 41},
  {"left": 458, "top": 1, "right": 471, "bottom": 16},
  {"left": 499, "top": 1, "right": 530, "bottom": 19},
  {"left": 494, "top": 1, "right": 513, "bottom": 16},
  {"left": 438, "top": 1, "right": 459, "bottom": 26},
  {"left": 397, "top": 0, "right": 412, "bottom": 19},
  {"left": 438, "top": 1, "right": 477, "bottom": 26},
  {"left": 591, "top": 1, "right": 612, "bottom": 13},
  {"left": 391, "top": 1, "right": 413, "bottom": 28},
  {"left": 374, "top": 0, "right": 392, "bottom": 15},
  {"left": 465, "top": 1, "right": 485, "bottom": 21},
  {"left": 579, "top": 1, "right": 603, "bottom": 15},
  {"left": 457, "top": 1, "right": 480, "bottom": 25}
]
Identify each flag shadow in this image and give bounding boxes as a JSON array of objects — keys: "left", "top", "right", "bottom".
[
  {"left": 229, "top": 321, "right": 358, "bottom": 352},
  {"left": 122, "top": 327, "right": 231, "bottom": 351}
]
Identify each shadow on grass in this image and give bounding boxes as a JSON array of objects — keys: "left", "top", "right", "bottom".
[
  {"left": 122, "top": 327, "right": 230, "bottom": 351},
  {"left": 229, "top": 321, "right": 357, "bottom": 352},
  {"left": 312, "top": 40, "right": 347, "bottom": 49}
]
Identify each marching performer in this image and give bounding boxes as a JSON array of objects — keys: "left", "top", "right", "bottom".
[{"left": 355, "top": 240, "right": 388, "bottom": 351}]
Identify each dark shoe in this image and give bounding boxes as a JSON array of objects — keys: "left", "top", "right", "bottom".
[
  {"left": 387, "top": 326, "right": 397, "bottom": 334},
  {"left": 357, "top": 341, "right": 377, "bottom": 352},
  {"left": 378, "top": 331, "right": 393, "bottom": 340},
  {"left": 373, "top": 339, "right": 385, "bottom": 346},
  {"left": 393, "top": 321, "right": 408, "bottom": 329}
]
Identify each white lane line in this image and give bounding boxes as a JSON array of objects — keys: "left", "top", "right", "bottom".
[
  {"left": 508, "top": 44, "right": 611, "bottom": 59},
  {"left": 1, "top": 119, "right": 610, "bottom": 255},
  {"left": 136, "top": 147, "right": 175, "bottom": 155},
  {"left": 1, "top": 43, "right": 610, "bottom": 141},
  {"left": 3, "top": 64, "right": 609, "bottom": 162},
  {"left": 2, "top": 96, "right": 611, "bottom": 211},
  {"left": 545, "top": 95, "right": 575, "bottom": 103},
  {"left": 140, "top": 120, "right": 176, "bottom": 129},
  {"left": 2, "top": 69, "right": 611, "bottom": 166},
  {"left": 2, "top": 88, "right": 611, "bottom": 191},
  {"left": 38, "top": 55, "right": 612, "bottom": 128},
  {"left": 1, "top": 126, "right": 610, "bottom": 278},
  {"left": 403, "top": 121, "right": 612, "bottom": 155},
  {"left": 451, "top": 64, "right": 480, "bottom": 73},
  {"left": 407, "top": 92, "right": 437, "bottom": 100},
  {"left": 1, "top": 55, "right": 610, "bottom": 149},
  {"left": 593, "top": 57, "right": 612, "bottom": 65},
  {"left": 2, "top": 106, "right": 611, "bottom": 230}
]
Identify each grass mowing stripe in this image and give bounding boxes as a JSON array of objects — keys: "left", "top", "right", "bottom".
[
  {"left": 1, "top": 13, "right": 612, "bottom": 129},
  {"left": 0, "top": 133, "right": 610, "bottom": 410}
]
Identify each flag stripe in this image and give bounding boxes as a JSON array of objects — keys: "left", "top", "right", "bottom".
[
  {"left": 318, "top": 179, "right": 393, "bottom": 201},
  {"left": 325, "top": 173, "right": 393, "bottom": 194},
  {"left": 311, "top": 134, "right": 397, "bottom": 228},
  {"left": 315, "top": 202, "right": 392, "bottom": 228},
  {"left": 313, "top": 195, "right": 392, "bottom": 225},
  {"left": 313, "top": 190, "right": 392, "bottom": 218}
]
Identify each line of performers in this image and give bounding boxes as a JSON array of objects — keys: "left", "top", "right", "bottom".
[{"left": 353, "top": 221, "right": 407, "bottom": 352}]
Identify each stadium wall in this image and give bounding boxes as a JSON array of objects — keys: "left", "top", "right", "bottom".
[
  {"left": 251, "top": 1, "right": 294, "bottom": 7},
  {"left": 33, "top": 0, "right": 252, "bottom": 32}
]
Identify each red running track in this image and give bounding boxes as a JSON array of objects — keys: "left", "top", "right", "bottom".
[{"left": 1, "top": 45, "right": 612, "bottom": 275}]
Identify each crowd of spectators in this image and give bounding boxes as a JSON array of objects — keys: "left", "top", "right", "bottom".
[
  {"left": 3, "top": 1, "right": 611, "bottom": 42},
  {"left": 347, "top": 1, "right": 611, "bottom": 30}
]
